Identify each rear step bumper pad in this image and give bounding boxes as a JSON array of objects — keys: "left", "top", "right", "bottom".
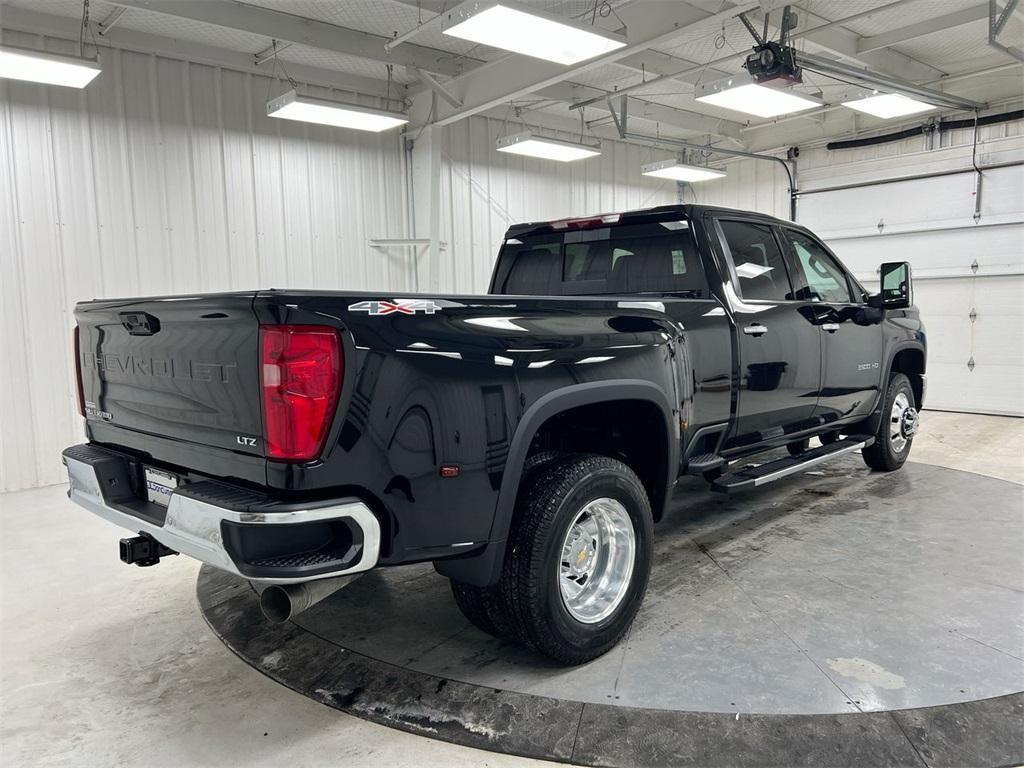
[{"left": 62, "top": 444, "right": 380, "bottom": 585}]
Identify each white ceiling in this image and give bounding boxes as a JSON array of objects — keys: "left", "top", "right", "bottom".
[{"left": 1, "top": 0, "right": 1022, "bottom": 151}]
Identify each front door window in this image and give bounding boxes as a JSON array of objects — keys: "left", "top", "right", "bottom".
[{"left": 784, "top": 230, "right": 854, "bottom": 304}]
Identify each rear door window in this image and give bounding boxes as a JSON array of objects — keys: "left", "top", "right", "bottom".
[
  {"left": 493, "top": 220, "right": 707, "bottom": 297},
  {"left": 717, "top": 220, "right": 794, "bottom": 301}
]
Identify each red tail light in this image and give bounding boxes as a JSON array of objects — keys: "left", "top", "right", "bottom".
[
  {"left": 260, "top": 325, "right": 343, "bottom": 462},
  {"left": 73, "top": 326, "right": 85, "bottom": 417}
]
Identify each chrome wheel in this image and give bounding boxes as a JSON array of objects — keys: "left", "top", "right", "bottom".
[
  {"left": 889, "top": 392, "right": 918, "bottom": 454},
  {"left": 558, "top": 498, "right": 636, "bottom": 624}
]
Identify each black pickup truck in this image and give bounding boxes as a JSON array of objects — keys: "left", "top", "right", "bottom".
[{"left": 64, "top": 204, "right": 925, "bottom": 664}]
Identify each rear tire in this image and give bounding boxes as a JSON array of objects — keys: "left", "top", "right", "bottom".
[
  {"left": 863, "top": 373, "right": 918, "bottom": 471},
  {"left": 450, "top": 581, "right": 498, "bottom": 636},
  {"left": 819, "top": 430, "right": 839, "bottom": 446},
  {"left": 786, "top": 439, "right": 810, "bottom": 457},
  {"left": 449, "top": 451, "right": 564, "bottom": 639},
  {"left": 499, "top": 454, "right": 653, "bottom": 665},
  {"left": 522, "top": 450, "right": 563, "bottom": 476}
]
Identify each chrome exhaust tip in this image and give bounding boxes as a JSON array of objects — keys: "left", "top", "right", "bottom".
[{"left": 259, "top": 574, "right": 360, "bottom": 623}]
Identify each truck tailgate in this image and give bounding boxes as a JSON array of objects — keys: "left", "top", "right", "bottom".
[{"left": 75, "top": 293, "right": 263, "bottom": 459}]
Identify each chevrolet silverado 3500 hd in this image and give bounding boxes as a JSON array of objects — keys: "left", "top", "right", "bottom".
[{"left": 64, "top": 204, "right": 925, "bottom": 664}]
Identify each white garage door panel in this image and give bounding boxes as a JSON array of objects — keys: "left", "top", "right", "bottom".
[
  {"left": 974, "top": 314, "right": 1024, "bottom": 366},
  {"left": 800, "top": 171, "right": 1023, "bottom": 417},
  {"left": 911, "top": 277, "right": 1022, "bottom": 414},
  {"left": 824, "top": 225, "right": 1023, "bottom": 279},
  {"left": 908, "top": 279, "right": 975, "bottom": 315},
  {"left": 927, "top": 362, "right": 1024, "bottom": 417},
  {"left": 802, "top": 166, "right": 1023, "bottom": 237},
  {"left": 908, "top": 276, "right": 1024, "bottom": 316},
  {"left": 918, "top": 311, "right": 972, "bottom": 365},
  {"left": 801, "top": 174, "right": 975, "bottom": 234},
  {"left": 976, "top": 165, "right": 1024, "bottom": 219}
]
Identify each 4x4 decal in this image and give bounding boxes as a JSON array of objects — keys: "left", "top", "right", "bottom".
[{"left": 348, "top": 299, "right": 442, "bottom": 316}]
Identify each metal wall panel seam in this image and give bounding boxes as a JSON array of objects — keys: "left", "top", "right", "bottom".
[{"left": 0, "top": 81, "right": 39, "bottom": 490}]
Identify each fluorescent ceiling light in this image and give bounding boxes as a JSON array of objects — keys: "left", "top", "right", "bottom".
[
  {"left": 695, "top": 78, "right": 821, "bottom": 118},
  {"left": 496, "top": 131, "right": 600, "bottom": 162},
  {"left": 0, "top": 44, "right": 101, "bottom": 88},
  {"left": 842, "top": 92, "right": 935, "bottom": 119},
  {"left": 267, "top": 90, "right": 408, "bottom": 132},
  {"left": 443, "top": 2, "right": 626, "bottom": 65},
  {"left": 641, "top": 159, "right": 726, "bottom": 183}
]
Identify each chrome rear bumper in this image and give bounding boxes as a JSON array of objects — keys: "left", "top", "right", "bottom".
[{"left": 63, "top": 444, "right": 380, "bottom": 585}]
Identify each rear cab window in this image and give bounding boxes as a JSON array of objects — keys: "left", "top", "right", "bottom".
[{"left": 491, "top": 219, "right": 707, "bottom": 297}]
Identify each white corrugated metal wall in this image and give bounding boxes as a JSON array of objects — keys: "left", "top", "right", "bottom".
[
  {"left": 0, "top": 33, "right": 674, "bottom": 491},
  {"left": 0, "top": 29, "right": 409, "bottom": 492},
  {"left": 435, "top": 117, "right": 675, "bottom": 293},
  {"left": 693, "top": 124, "right": 1024, "bottom": 416}
]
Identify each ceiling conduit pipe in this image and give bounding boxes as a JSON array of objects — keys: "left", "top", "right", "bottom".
[
  {"left": 826, "top": 109, "right": 1024, "bottom": 151},
  {"left": 621, "top": 131, "right": 799, "bottom": 221}
]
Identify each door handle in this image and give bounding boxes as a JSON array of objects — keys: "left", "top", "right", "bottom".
[
  {"left": 822, "top": 322, "right": 840, "bottom": 333},
  {"left": 743, "top": 323, "right": 768, "bottom": 337}
]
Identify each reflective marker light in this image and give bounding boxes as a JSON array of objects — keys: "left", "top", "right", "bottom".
[
  {"left": 267, "top": 89, "right": 408, "bottom": 132},
  {"left": 695, "top": 77, "right": 821, "bottom": 118},
  {"left": 641, "top": 159, "right": 726, "bottom": 183},
  {"left": 0, "top": 44, "right": 101, "bottom": 88},
  {"left": 443, "top": 1, "right": 626, "bottom": 65},
  {"left": 496, "top": 131, "right": 600, "bottom": 162},
  {"left": 842, "top": 92, "right": 935, "bottom": 119}
]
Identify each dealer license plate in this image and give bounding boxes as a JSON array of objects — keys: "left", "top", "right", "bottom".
[{"left": 144, "top": 468, "right": 178, "bottom": 507}]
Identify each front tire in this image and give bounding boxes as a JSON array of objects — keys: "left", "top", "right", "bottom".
[
  {"left": 863, "top": 373, "right": 918, "bottom": 471},
  {"left": 500, "top": 454, "right": 653, "bottom": 665}
]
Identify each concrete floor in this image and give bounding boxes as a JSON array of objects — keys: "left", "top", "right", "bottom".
[
  {"left": 1, "top": 411, "right": 1021, "bottom": 768},
  {"left": 288, "top": 458, "right": 1024, "bottom": 715}
]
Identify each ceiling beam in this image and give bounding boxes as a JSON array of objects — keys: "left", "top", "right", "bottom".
[
  {"left": 593, "top": 96, "right": 746, "bottom": 140},
  {"left": 797, "top": 51, "right": 984, "bottom": 110},
  {"left": 782, "top": 9, "right": 946, "bottom": 81},
  {"left": 413, "top": 1, "right": 780, "bottom": 127},
  {"left": 857, "top": 4, "right": 989, "bottom": 54},
  {"left": 103, "top": 0, "right": 480, "bottom": 77},
  {"left": 474, "top": 102, "right": 716, "bottom": 150},
  {"left": 568, "top": 0, "right": 925, "bottom": 110},
  {"left": 612, "top": 49, "right": 735, "bottom": 89},
  {"left": 0, "top": 5, "right": 398, "bottom": 98},
  {"left": 738, "top": 61, "right": 1020, "bottom": 150},
  {"left": 530, "top": 84, "right": 745, "bottom": 139}
]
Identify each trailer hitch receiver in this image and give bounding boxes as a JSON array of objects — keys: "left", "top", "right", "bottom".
[{"left": 120, "top": 533, "right": 178, "bottom": 567}]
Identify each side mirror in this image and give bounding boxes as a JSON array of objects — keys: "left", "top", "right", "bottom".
[{"left": 868, "top": 262, "right": 913, "bottom": 310}]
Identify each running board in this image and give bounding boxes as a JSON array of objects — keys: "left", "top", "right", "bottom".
[{"left": 710, "top": 435, "right": 875, "bottom": 493}]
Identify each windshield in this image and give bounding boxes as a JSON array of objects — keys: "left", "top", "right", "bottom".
[{"left": 490, "top": 220, "right": 708, "bottom": 298}]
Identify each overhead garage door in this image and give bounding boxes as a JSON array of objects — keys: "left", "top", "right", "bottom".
[{"left": 798, "top": 164, "right": 1024, "bottom": 417}]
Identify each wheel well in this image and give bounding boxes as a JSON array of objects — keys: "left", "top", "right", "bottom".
[
  {"left": 890, "top": 348, "right": 925, "bottom": 406},
  {"left": 525, "top": 399, "right": 670, "bottom": 521}
]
